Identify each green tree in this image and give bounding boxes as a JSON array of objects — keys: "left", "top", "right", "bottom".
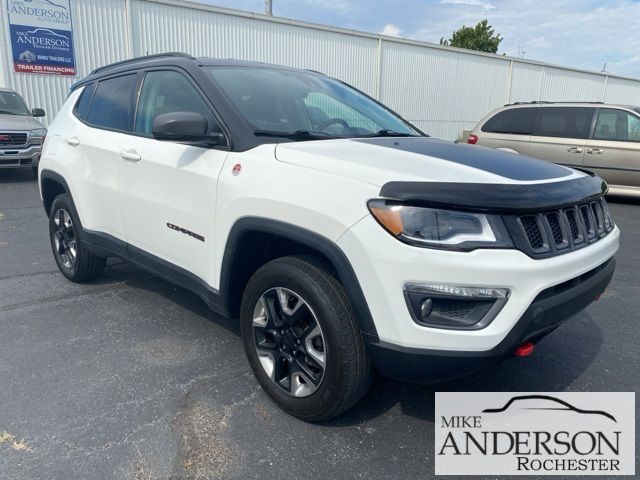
[{"left": 440, "top": 19, "right": 502, "bottom": 54}]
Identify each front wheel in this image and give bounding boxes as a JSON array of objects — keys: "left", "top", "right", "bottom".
[{"left": 240, "top": 256, "right": 372, "bottom": 421}]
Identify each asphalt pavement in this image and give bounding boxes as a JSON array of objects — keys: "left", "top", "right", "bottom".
[{"left": 0, "top": 168, "right": 638, "bottom": 479}]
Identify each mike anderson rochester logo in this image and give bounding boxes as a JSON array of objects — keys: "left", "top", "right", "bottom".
[{"left": 435, "top": 392, "right": 635, "bottom": 476}]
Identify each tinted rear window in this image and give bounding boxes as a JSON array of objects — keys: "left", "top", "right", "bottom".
[
  {"left": 481, "top": 108, "right": 537, "bottom": 135},
  {"left": 74, "top": 83, "right": 95, "bottom": 120},
  {"left": 532, "top": 107, "right": 594, "bottom": 139},
  {"left": 86, "top": 74, "right": 138, "bottom": 131}
]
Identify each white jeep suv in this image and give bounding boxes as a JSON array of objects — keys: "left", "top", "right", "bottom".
[{"left": 39, "top": 53, "right": 619, "bottom": 421}]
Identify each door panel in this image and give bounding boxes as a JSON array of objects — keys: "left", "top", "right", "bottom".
[
  {"left": 117, "top": 139, "right": 227, "bottom": 284},
  {"left": 584, "top": 108, "right": 640, "bottom": 188},
  {"left": 67, "top": 75, "right": 139, "bottom": 240},
  {"left": 118, "top": 70, "right": 228, "bottom": 285},
  {"left": 527, "top": 135, "right": 586, "bottom": 166},
  {"left": 69, "top": 121, "right": 126, "bottom": 239},
  {"left": 528, "top": 107, "right": 595, "bottom": 167}
]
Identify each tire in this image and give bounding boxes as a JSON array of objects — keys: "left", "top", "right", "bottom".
[
  {"left": 49, "top": 193, "right": 106, "bottom": 282},
  {"left": 240, "top": 255, "right": 372, "bottom": 421}
]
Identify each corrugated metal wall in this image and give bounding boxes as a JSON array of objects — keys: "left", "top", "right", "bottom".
[
  {"left": 1, "top": 0, "right": 639, "bottom": 138},
  {"left": 380, "top": 42, "right": 511, "bottom": 139}
]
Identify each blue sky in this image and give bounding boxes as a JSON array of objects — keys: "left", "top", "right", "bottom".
[{"left": 196, "top": 0, "right": 640, "bottom": 79}]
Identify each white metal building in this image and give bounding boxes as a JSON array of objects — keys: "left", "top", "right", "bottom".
[{"left": 2, "top": 0, "right": 640, "bottom": 139}]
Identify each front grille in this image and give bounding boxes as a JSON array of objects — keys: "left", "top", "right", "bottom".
[
  {"left": 564, "top": 208, "right": 583, "bottom": 244},
  {"left": 0, "top": 132, "right": 28, "bottom": 147},
  {"left": 519, "top": 216, "right": 544, "bottom": 249},
  {"left": 507, "top": 196, "right": 614, "bottom": 258}
]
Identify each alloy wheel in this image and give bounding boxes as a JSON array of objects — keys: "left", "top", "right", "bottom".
[
  {"left": 53, "top": 208, "right": 77, "bottom": 269},
  {"left": 252, "top": 287, "right": 326, "bottom": 397}
]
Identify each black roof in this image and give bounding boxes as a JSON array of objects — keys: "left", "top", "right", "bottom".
[{"left": 71, "top": 52, "right": 318, "bottom": 91}]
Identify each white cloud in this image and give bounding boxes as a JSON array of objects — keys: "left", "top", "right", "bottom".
[
  {"left": 441, "top": 0, "right": 495, "bottom": 10},
  {"left": 380, "top": 23, "right": 402, "bottom": 36}
]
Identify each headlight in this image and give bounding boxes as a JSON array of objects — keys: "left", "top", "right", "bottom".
[
  {"left": 368, "top": 200, "right": 513, "bottom": 250},
  {"left": 30, "top": 128, "right": 47, "bottom": 138}
]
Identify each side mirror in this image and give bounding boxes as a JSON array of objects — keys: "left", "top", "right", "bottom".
[
  {"left": 32, "top": 108, "right": 45, "bottom": 117},
  {"left": 152, "top": 111, "right": 224, "bottom": 145}
]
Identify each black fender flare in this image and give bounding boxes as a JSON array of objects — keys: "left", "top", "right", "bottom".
[
  {"left": 219, "top": 217, "right": 379, "bottom": 339},
  {"left": 40, "top": 169, "right": 74, "bottom": 216}
]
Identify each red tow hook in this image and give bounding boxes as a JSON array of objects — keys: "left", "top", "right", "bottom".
[{"left": 514, "top": 341, "right": 535, "bottom": 357}]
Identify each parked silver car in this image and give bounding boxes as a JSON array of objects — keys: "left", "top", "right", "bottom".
[
  {"left": 469, "top": 102, "right": 640, "bottom": 197},
  {"left": 0, "top": 88, "right": 47, "bottom": 176}
]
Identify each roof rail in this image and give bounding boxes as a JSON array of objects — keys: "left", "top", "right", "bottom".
[
  {"left": 89, "top": 52, "right": 196, "bottom": 76},
  {"left": 504, "top": 100, "right": 605, "bottom": 107}
]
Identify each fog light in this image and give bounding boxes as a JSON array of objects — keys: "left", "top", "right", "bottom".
[
  {"left": 420, "top": 298, "right": 433, "bottom": 321},
  {"left": 404, "top": 283, "right": 510, "bottom": 330}
]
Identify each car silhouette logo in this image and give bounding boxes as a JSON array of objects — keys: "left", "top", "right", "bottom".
[
  {"left": 23, "top": 0, "right": 67, "bottom": 10},
  {"left": 26, "top": 28, "right": 69, "bottom": 41},
  {"left": 482, "top": 394, "right": 617, "bottom": 422}
]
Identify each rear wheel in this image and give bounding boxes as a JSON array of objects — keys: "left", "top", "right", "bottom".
[
  {"left": 49, "top": 194, "right": 106, "bottom": 282},
  {"left": 240, "top": 256, "right": 372, "bottom": 421}
]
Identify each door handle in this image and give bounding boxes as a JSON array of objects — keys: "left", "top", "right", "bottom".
[
  {"left": 566, "top": 147, "right": 583, "bottom": 153},
  {"left": 64, "top": 136, "right": 80, "bottom": 146},
  {"left": 586, "top": 148, "right": 604, "bottom": 155},
  {"left": 119, "top": 149, "right": 141, "bottom": 162}
]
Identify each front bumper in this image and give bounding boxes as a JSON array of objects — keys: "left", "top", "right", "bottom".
[
  {"left": 366, "top": 257, "right": 615, "bottom": 383},
  {"left": 338, "top": 214, "right": 619, "bottom": 352},
  {"left": 0, "top": 145, "right": 42, "bottom": 168}
]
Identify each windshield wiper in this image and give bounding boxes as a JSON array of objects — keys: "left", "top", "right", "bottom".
[
  {"left": 363, "top": 129, "right": 420, "bottom": 138},
  {"left": 254, "top": 129, "right": 336, "bottom": 140},
  {"left": 0, "top": 110, "right": 18, "bottom": 115}
]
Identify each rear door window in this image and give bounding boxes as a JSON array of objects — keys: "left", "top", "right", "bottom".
[
  {"left": 532, "top": 107, "right": 595, "bottom": 139},
  {"left": 594, "top": 108, "right": 640, "bottom": 142},
  {"left": 73, "top": 83, "right": 95, "bottom": 120},
  {"left": 481, "top": 108, "right": 537, "bottom": 134},
  {"left": 86, "top": 74, "right": 138, "bottom": 131}
]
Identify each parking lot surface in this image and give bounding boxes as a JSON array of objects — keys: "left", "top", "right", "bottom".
[{"left": 1, "top": 168, "right": 638, "bottom": 479}]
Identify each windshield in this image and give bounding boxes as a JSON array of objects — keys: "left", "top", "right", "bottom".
[
  {"left": 206, "top": 66, "right": 421, "bottom": 139},
  {"left": 0, "top": 91, "right": 30, "bottom": 116}
]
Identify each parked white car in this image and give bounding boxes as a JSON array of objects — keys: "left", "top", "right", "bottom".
[{"left": 39, "top": 53, "right": 619, "bottom": 420}]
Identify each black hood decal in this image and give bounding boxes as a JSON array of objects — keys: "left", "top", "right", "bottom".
[
  {"left": 352, "top": 137, "right": 571, "bottom": 181},
  {"left": 380, "top": 174, "right": 607, "bottom": 213}
]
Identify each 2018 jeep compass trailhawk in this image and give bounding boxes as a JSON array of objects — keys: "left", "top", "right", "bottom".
[{"left": 39, "top": 53, "right": 619, "bottom": 421}]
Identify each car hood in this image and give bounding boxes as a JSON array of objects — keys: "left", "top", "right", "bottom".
[
  {"left": 0, "top": 114, "right": 44, "bottom": 131},
  {"left": 275, "top": 136, "right": 583, "bottom": 187}
]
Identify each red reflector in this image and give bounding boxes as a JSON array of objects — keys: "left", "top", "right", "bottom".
[
  {"left": 514, "top": 341, "right": 534, "bottom": 357},
  {"left": 467, "top": 134, "right": 479, "bottom": 145}
]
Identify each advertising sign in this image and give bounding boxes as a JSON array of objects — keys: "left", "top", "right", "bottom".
[
  {"left": 6, "top": 0, "right": 76, "bottom": 76},
  {"left": 435, "top": 392, "right": 635, "bottom": 476}
]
